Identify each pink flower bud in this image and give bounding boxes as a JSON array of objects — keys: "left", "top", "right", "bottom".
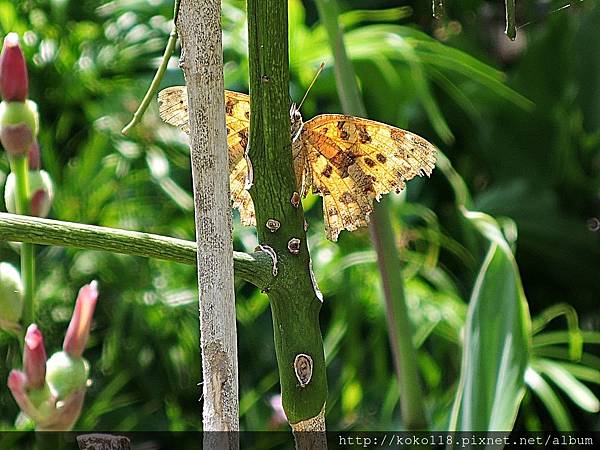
[
  {"left": 0, "top": 33, "right": 28, "bottom": 101},
  {"left": 23, "top": 324, "right": 47, "bottom": 389},
  {"left": 30, "top": 188, "right": 50, "bottom": 217},
  {"left": 0, "top": 122, "right": 33, "bottom": 156},
  {"left": 4, "top": 170, "right": 54, "bottom": 218},
  {"left": 28, "top": 141, "right": 40, "bottom": 170},
  {"left": 7, "top": 370, "right": 38, "bottom": 420},
  {"left": 0, "top": 100, "right": 39, "bottom": 156},
  {"left": 63, "top": 281, "right": 99, "bottom": 357}
]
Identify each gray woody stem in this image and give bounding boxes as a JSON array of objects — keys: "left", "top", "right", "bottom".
[{"left": 176, "top": 0, "right": 239, "bottom": 440}]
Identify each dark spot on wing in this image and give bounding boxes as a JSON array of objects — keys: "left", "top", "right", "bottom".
[
  {"left": 376, "top": 153, "right": 387, "bottom": 164},
  {"left": 364, "top": 157, "right": 375, "bottom": 168},
  {"left": 356, "top": 124, "right": 371, "bottom": 144},
  {"left": 340, "top": 192, "right": 353, "bottom": 204},
  {"left": 330, "top": 152, "right": 354, "bottom": 178},
  {"left": 225, "top": 99, "right": 235, "bottom": 115},
  {"left": 391, "top": 129, "right": 406, "bottom": 142},
  {"left": 239, "top": 129, "right": 249, "bottom": 149},
  {"left": 322, "top": 164, "right": 333, "bottom": 178}
]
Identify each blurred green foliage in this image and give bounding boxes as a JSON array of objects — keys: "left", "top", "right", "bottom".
[{"left": 0, "top": 0, "right": 598, "bottom": 432}]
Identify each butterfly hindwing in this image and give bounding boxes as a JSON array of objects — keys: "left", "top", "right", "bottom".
[
  {"left": 158, "top": 86, "right": 257, "bottom": 225},
  {"left": 301, "top": 114, "right": 436, "bottom": 241},
  {"left": 157, "top": 86, "right": 191, "bottom": 134}
]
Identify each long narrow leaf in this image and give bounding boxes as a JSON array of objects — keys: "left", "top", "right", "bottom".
[
  {"left": 525, "top": 368, "right": 573, "bottom": 431},
  {"left": 532, "top": 359, "right": 600, "bottom": 413},
  {"left": 449, "top": 211, "right": 531, "bottom": 431}
]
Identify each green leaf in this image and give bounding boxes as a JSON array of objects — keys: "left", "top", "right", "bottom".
[
  {"left": 532, "top": 359, "right": 600, "bottom": 413},
  {"left": 449, "top": 211, "right": 531, "bottom": 431},
  {"left": 555, "top": 361, "right": 600, "bottom": 385},
  {"left": 531, "top": 303, "right": 583, "bottom": 361},
  {"left": 525, "top": 368, "right": 573, "bottom": 431},
  {"left": 532, "top": 330, "right": 600, "bottom": 348}
]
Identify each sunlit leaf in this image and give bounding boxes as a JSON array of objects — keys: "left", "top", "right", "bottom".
[
  {"left": 525, "top": 368, "right": 573, "bottom": 431},
  {"left": 449, "top": 211, "right": 531, "bottom": 431},
  {"left": 532, "top": 359, "right": 600, "bottom": 413}
]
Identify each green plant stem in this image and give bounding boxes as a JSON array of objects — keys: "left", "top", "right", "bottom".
[
  {"left": 247, "top": 0, "right": 327, "bottom": 434},
  {"left": 369, "top": 201, "right": 427, "bottom": 428},
  {"left": 315, "top": 0, "right": 427, "bottom": 430},
  {"left": 121, "top": 0, "right": 181, "bottom": 135},
  {"left": 505, "top": 0, "right": 517, "bottom": 40},
  {"left": 432, "top": 0, "right": 444, "bottom": 19},
  {"left": 8, "top": 156, "right": 35, "bottom": 326},
  {"left": 0, "top": 213, "right": 272, "bottom": 290}
]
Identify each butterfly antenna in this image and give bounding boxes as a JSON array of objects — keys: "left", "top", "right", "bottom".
[{"left": 297, "top": 62, "right": 325, "bottom": 110}]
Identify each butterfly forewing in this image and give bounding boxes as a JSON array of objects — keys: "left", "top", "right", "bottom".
[{"left": 301, "top": 114, "right": 436, "bottom": 241}]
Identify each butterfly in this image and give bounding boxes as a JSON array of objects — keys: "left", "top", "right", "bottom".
[{"left": 158, "top": 86, "right": 436, "bottom": 241}]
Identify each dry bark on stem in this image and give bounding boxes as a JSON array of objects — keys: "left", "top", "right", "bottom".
[
  {"left": 177, "top": 0, "right": 239, "bottom": 441},
  {"left": 77, "top": 434, "right": 131, "bottom": 450}
]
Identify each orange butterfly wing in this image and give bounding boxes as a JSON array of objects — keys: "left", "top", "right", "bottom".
[{"left": 300, "top": 114, "right": 436, "bottom": 241}]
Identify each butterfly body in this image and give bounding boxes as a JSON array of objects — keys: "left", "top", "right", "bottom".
[{"left": 158, "top": 86, "right": 436, "bottom": 241}]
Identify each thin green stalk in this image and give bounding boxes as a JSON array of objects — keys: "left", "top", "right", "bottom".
[
  {"left": 369, "top": 200, "right": 427, "bottom": 429},
  {"left": 247, "top": 0, "right": 327, "bottom": 438},
  {"left": 8, "top": 156, "right": 35, "bottom": 326},
  {"left": 0, "top": 213, "right": 273, "bottom": 290},
  {"left": 432, "top": 0, "right": 444, "bottom": 19},
  {"left": 505, "top": 0, "right": 517, "bottom": 40},
  {"left": 121, "top": 0, "right": 181, "bottom": 135},
  {"left": 315, "top": 0, "right": 427, "bottom": 429}
]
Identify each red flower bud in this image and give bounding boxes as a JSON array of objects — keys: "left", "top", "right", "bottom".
[
  {"left": 63, "top": 281, "right": 99, "bottom": 357},
  {"left": 29, "top": 141, "right": 40, "bottom": 170},
  {"left": 0, "top": 33, "right": 28, "bottom": 101},
  {"left": 7, "top": 370, "right": 31, "bottom": 411},
  {"left": 0, "top": 122, "right": 33, "bottom": 156},
  {"left": 4, "top": 170, "right": 54, "bottom": 218},
  {"left": 24, "top": 324, "right": 47, "bottom": 389},
  {"left": 7, "top": 369, "right": 49, "bottom": 424}
]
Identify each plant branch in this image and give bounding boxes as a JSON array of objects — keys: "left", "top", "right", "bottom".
[
  {"left": 505, "top": 0, "right": 517, "bottom": 40},
  {"left": 432, "top": 0, "right": 444, "bottom": 20},
  {"left": 315, "top": 0, "right": 428, "bottom": 430},
  {"left": 121, "top": 0, "right": 181, "bottom": 135},
  {"left": 247, "top": 0, "right": 328, "bottom": 441},
  {"left": 8, "top": 156, "right": 35, "bottom": 326},
  {"left": 0, "top": 213, "right": 272, "bottom": 289}
]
